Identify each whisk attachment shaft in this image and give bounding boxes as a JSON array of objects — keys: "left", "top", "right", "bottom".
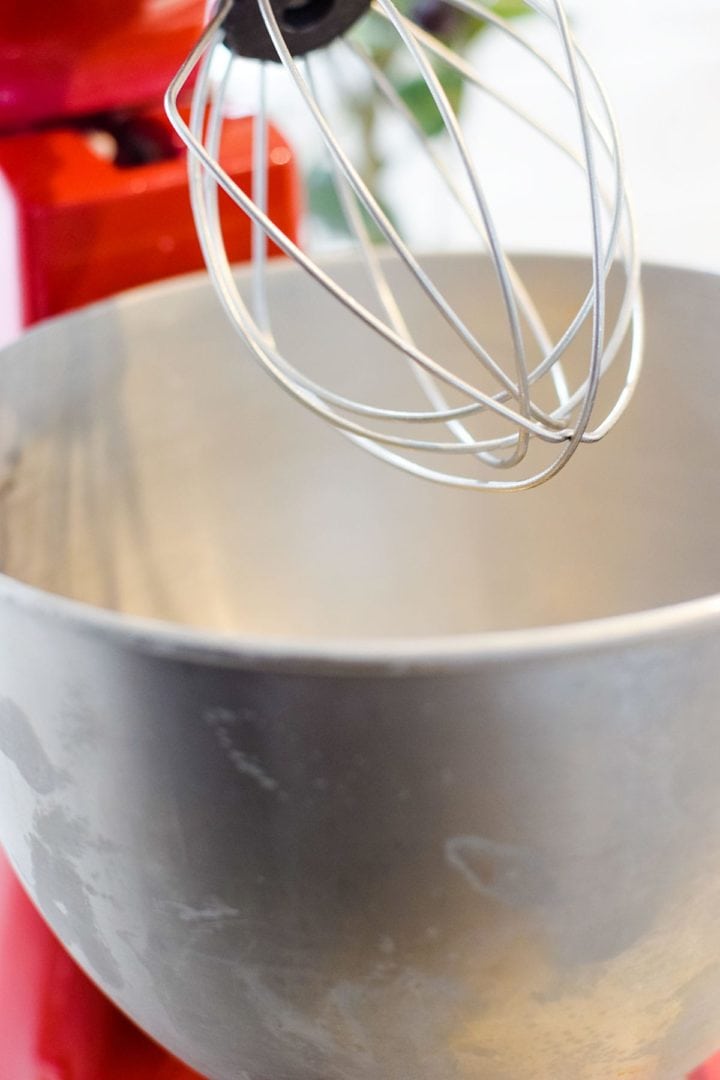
[
  {"left": 166, "top": 0, "right": 643, "bottom": 491},
  {"left": 222, "top": 0, "right": 371, "bottom": 60}
]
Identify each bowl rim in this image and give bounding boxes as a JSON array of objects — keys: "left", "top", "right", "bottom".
[
  {"left": 3, "top": 571, "right": 720, "bottom": 674},
  {"left": 3, "top": 254, "right": 720, "bottom": 675}
]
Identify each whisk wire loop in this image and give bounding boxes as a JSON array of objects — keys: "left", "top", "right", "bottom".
[{"left": 166, "top": 0, "right": 642, "bottom": 490}]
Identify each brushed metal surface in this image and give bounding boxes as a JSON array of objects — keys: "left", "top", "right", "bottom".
[{"left": 1, "top": 255, "right": 720, "bottom": 1079}]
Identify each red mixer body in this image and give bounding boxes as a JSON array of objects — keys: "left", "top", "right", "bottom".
[
  {"left": 0, "top": 0, "right": 207, "bottom": 133},
  {"left": 0, "top": 850, "right": 203, "bottom": 1079},
  {"left": 0, "top": 108, "right": 298, "bottom": 337}
]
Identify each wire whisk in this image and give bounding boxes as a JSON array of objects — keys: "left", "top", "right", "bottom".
[{"left": 166, "top": 0, "right": 643, "bottom": 491}]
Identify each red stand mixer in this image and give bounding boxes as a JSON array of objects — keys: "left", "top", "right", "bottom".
[{"left": 1, "top": 2, "right": 720, "bottom": 1078}]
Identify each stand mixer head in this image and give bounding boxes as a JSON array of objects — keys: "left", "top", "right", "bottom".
[{"left": 167, "top": 0, "right": 643, "bottom": 489}]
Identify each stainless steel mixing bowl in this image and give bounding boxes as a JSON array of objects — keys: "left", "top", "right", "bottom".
[{"left": 1, "top": 255, "right": 720, "bottom": 1080}]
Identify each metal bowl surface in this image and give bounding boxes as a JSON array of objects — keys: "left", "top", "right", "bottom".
[{"left": 1, "top": 256, "right": 720, "bottom": 1080}]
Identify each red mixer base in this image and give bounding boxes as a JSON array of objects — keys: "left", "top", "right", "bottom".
[
  {"left": 2, "top": 849, "right": 720, "bottom": 1080},
  {"left": 0, "top": 849, "right": 202, "bottom": 1080}
]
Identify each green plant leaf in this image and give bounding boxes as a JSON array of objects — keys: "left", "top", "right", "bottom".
[
  {"left": 307, "top": 167, "right": 397, "bottom": 240},
  {"left": 438, "top": 63, "right": 464, "bottom": 115},
  {"left": 349, "top": 15, "right": 397, "bottom": 63},
  {"left": 491, "top": 0, "right": 531, "bottom": 19},
  {"left": 397, "top": 64, "right": 464, "bottom": 137},
  {"left": 397, "top": 76, "right": 444, "bottom": 136},
  {"left": 307, "top": 167, "right": 351, "bottom": 237}
]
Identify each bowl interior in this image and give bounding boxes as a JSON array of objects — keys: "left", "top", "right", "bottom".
[{"left": 1, "top": 254, "right": 719, "bottom": 639}]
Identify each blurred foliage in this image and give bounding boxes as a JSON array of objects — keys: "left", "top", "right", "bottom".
[{"left": 309, "top": 0, "right": 531, "bottom": 237}]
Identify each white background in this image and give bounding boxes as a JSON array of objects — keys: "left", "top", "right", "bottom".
[{"left": 384, "top": 0, "right": 720, "bottom": 272}]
